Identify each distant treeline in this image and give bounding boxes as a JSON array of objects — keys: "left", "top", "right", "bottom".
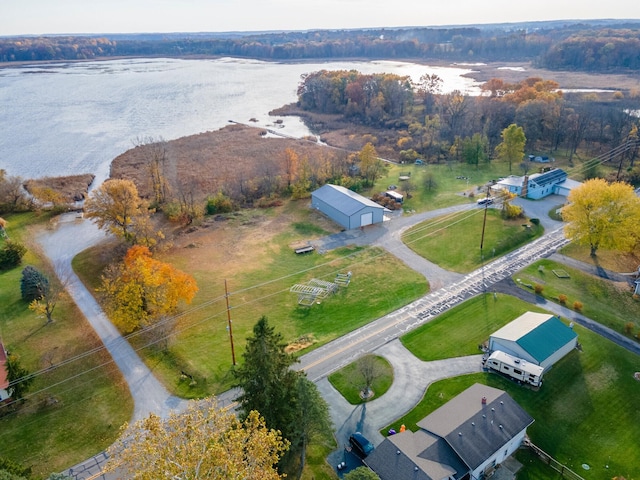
[{"left": 2, "top": 21, "right": 640, "bottom": 72}]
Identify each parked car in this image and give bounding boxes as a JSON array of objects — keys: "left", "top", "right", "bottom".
[{"left": 349, "top": 432, "right": 374, "bottom": 458}]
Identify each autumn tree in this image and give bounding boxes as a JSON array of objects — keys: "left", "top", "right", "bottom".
[
  {"left": 359, "top": 143, "right": 384, "bottom": 187},
  {"left": 28, "top": 267, "right": 69, "bottom": 325},
  {"left": 106, "top": 397, "right": 289, "bottom": 480},
  {"left": 563, "top": 178, "right": 640, "bottom": 256},
  {"left": 84, "top": 179, "right": 146, "bottom": 242},
  {"left": 495, "top": 124, "right": 526, "bottom": 172},
  {"left": 283, "top": 147, "right": 300, "bottom": 189},
  {"left": 99, "top": 245, "right": 198, "bottom": 333}
]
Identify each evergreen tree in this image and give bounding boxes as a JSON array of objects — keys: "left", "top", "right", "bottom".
[
  {"left": 233, "top": 316, "right": 299, "bottom": 443},
  {"left": 20, "top": 265, "right": 49, "bottom": 302}
]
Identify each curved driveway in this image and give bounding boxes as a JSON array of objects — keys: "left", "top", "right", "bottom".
[
  {"left": 40, "top": 195, "right": 636, "bottom": 479},
  {"left": 36, "top": 215, "right": 188, "bottom": 423}
]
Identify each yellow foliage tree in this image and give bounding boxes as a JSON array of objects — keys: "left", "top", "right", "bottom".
[
  {"left": 100, "top": 245, "right": 198, "bottom": 333},
  {"left": 359, "top": 142, "right": 384, "bottom": 186},
  {"left": 84, "top": 179, "right": 145, "bottom": 242},
  {"left": 563, "top": 178, "right": 640, "bottom": 256},
  {"left": 106, "top": 397, "right": 289, "bottom": 480}
]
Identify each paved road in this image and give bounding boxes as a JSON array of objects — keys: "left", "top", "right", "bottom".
[{"left": 42, "top": 197, "right": 638, "bottom": 478}]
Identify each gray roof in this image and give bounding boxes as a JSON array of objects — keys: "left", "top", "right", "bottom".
[
  {"left": 417, "top": 384, "right": 534, "bottom": 470},
  {"left": 528, "top": 168, "right": 567, "bottom": 187},
  {"left": 365, "top": 430, "right": 467, "bottom": 480},
  {"left": 312, "top": 184, "right": 384, "bottom": 216}
]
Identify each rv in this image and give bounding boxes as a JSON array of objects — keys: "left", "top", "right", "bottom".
[{"left": 484, "top": 350, "right": 544, "bottom": 387}]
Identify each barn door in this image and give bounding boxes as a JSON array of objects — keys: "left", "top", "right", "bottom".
[{"left": 360, "top": 212, "right": 373, "bottom": 226}]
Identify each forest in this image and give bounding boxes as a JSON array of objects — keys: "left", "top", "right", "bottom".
[
  {"left": 1, "top": 20, "right": 640, "bottom": 72},
  {"left": 295, "top": 70, "right": 639, "bottom": 179}
]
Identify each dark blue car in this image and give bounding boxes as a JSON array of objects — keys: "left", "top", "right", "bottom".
[{"left": 349, "top": 432, "right": 374, "bottom": 458}]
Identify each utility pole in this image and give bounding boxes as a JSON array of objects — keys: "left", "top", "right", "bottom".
[
  {"left": 225, "top": 279, "right": 236, "bottom": 366},
  {"left": 479, "top": 188, "right": 491, "bottom": 293}
]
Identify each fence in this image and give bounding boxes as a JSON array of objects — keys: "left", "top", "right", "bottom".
[{"left": 525, "top": 441, "right": 585, "bottom": 480}]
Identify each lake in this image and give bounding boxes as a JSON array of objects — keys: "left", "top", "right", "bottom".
[{"left": 0, "top": 57, "right": 481, "bottom": 185}]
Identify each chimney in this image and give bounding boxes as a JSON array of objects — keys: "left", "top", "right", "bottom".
[
  {"left": 481, "top": 396, "right": 487, "bottom": 405},
  {"left": 522, "top": 175, "right": 529, "bottom": 198}
]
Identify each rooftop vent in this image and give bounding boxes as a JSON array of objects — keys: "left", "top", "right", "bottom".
[
  {"left": 458, "top": 432, "right": 463, "bottom": 436},
  {"left": 500, "top": 401, "right": 504, "bottom": 405},
  {"left": 397, "top": 450, "right": 401, "bottom": 455},
  {"left": 499, "top": 425, "right": 503, "bottom": 429},
  {"left": 491, "top": 408, "right": 495, "bottom": 412},
  {"left": 471, "top": 422, "right": 475, "bottom": 426},
  {"left": 482, "top": 414, "right": 486, "bottom": 418}
]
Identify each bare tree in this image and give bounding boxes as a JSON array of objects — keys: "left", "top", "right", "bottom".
[{"left": 356, "top": 355, "right": 382, "bottom": 400}]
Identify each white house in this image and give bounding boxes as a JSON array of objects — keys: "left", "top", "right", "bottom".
[
  {"left": 493, "top": 168, "right": 581, "bottom": 200},
  {"left": 365, "top": 383, "right": 534, "bottom": 480},
  {"left": 489, "top": 312, "right": 578, "bottom": 370},
  {"left": 311, "top": 184, "right": 387, "bottom": 230}
]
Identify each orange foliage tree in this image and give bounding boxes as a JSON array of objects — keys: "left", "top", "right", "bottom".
[{"left": 100, "top": 245, "right": 198, "bottom": 333}]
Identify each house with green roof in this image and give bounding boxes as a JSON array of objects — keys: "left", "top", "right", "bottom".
[{"left": 489, "top": 312, "right": 578, "bottom": 370}]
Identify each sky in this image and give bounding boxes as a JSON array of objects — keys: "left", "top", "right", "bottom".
[{"left": 2, "top": 0, "right": 640, "bottom": 36}]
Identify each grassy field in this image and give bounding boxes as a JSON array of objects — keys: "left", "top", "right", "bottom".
[
  {"left": 0, "top": 213, "right": 132, "bottom": 478},
  {"left": 388, "top": 294, "right": 640, "bottom": 480},
  {"left": 372, "top": 162, "right": 510, "bottom": 213},
  {"left": 401, "top": 294, "right": 547, "bottom": 360},
  {"left": 74, "top": 202, "right": 428, "bottom": 397},
  {"left": 402, "top": 208, "right": 544, "bottom": 273},
  {"left": 328, "top": 355, "right": 393, "bottom": 404},
  {"left": 515, "top": 258, "right": 640, "bottom": 341}
]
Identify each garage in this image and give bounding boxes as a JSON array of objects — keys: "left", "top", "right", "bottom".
[{"left": 311, "top": 184, "right": 387, "bottom": 230}]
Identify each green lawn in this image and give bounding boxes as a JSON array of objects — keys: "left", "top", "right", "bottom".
[
  {"left": 401, "top": 294, "right": 548, "bottom": 360},
  {"left": 0, "top": 213, "right": 132, "bottom": 478},
  {"left": 373, "top": 162, "right": 513, "bottom": 213},
  {"left": 328, "top": 355, "right": 393, "bottom": 404},
  {"left": 74, "top": 214, "right": 428, "bottom": 397},
  {"left": 389, "top": 295, "right": 640, "bottom": 480},
  {"left": 515, "top": 259, "right": 640, "bottom": 341},
  {"left": 402, "top": 209, "right": 544, "bottom": 273}
]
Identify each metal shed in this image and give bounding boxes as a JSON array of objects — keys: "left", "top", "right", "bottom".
[
  {"left": 489, "top": 312, "right": 577, "bottom": 370},
  {"left": 311, "top": 184, "right": 386, "bottom": 230}
]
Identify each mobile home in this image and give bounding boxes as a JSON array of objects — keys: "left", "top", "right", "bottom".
[{"left": 484, "top": 350, "right": 544, "bottom": 387}]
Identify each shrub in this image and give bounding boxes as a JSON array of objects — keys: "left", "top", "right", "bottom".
[
  {"left": 206, "top": 192, "right": 234, "bottom": 215},
  {"left": 573, "top": 300, "right": 583, "bottom": 312},
  {"left": 0, "top": 240, "right": 27, "bottom": 270},
  {"left": 530, "top": 218, "right": 540, "bottom": 226},
  {"left": 533, "top": 283, "right": 544, "bottom": 295},
  {"left": 20, "top": 266, "right": 49, "bottom": 302},
  {"left": 558, "top": 293, "right": 568, "bottom": 305}
]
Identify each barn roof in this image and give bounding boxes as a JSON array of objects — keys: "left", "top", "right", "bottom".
[
  {"left": 312, "top": 184, "right": 383, "bottom": 216},
  {"left": 491, "top": 312, "right": 577, "bottom": 364},
  {"left": 516, "top": 316, "right": 577, "bottom": 363}
]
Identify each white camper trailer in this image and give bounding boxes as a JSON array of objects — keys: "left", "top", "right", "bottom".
[{"left": 484, "top": 350, "right": 544, "bottom": 387}]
